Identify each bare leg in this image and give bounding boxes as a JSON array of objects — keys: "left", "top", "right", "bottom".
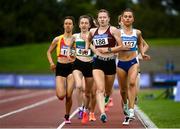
[
  {"left": 89, "top": 82, "right": 97, "bottom": 112},
  {"left": 65, "top": 74, "right": 74, "bottom": 115},
  {"left": 93, "top": 70, "right": 105, "bottom": 114},
  {"left": 128, "top": 64, "right": 139, "bottom": 109},
  {"left": 73, "top": 70, "right": 84, "bottom": 108},
  {"left": 56, "top": 76, "right": 66, "bottom": 100}
]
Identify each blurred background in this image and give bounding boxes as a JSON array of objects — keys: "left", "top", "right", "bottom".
[
  {"left": 0, "top": 0, "right": 180, "bottom": 47},
  {"left": 0, "top": 0, "right": 180, "bottom": 128}
]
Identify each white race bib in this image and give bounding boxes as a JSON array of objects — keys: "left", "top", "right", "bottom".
[
  {"left": 76, "top": 48, "right": 91, "bottom": 56},
  {"left": 93, "top": 38, "right": 108, "bottom": 46},
  {"left": 122, "top": 41, "right": 136, "bottom": 48},
  {"left": 60, "top": 48, "right": 68, "bottom": 56},
  {"left": 60, "top": 48, "right": 75, "bottom": 56}
]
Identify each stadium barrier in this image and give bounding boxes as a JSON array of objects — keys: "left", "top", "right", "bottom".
[
  {"left": 1, "top": 73, "right": 180, "bottom": 101},
  {"left": 0, "top": 73, "right": 150, "bottom": 89},
  {"left": 0, "top": 74, "right": 55, "bottom": 88}
]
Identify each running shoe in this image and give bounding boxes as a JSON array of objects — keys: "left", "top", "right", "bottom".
[
  {"left": 108, "top": 97, "right": 114, "bottom": 107},
  {"left": 129, "top": 108, "right": 135, "bottom": 120},
  {"left": 100, "top": 113, "right": 107, "bottom": 123},
  {"left": 81, "top": 111, "right": 88, "bottom": 124},
  {"left": 122, "top": 116, "right": 130, "bottom": 125},
  {"left": 64, "top": 114, "right": 71, "bottom": 124},
  {"left": 104, "top": 96, "right": 110, "bottom": 106},
  {"left": 78, "top": 108, "right": 83, "bottom": 119},
  {"left": 123, "top": 104, "right": 130, "bottom": 116},
  {"left": 89, "top": 112, "right": 96, "bottom": 121},
  {"left": 105, "top": 105, "right": 109, "bottom": 112}
]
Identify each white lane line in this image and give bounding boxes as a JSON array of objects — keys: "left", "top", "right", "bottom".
[
  {"left": 0, "top": 90, "right": 53, "bottom": 104},
  {"left": 0, "top": 96, "right": 57, "bottom": 119},
  {"left": 0, "top": 89, "right": 30, "bottom": 97},
  {"left": 0, "top": 128, "right": 55, "bottom": 129},
  {"left": 57, "top": 108, "right": 79, "bottom": 129},
  {"left": 135, "top": 105, "right": 158, "bottom": 129}
]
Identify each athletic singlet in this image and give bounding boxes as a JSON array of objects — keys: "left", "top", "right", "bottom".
[
  {"left": 74, "top": 33, "right": 93, "bottom": 57},
  {"left": 120, "top": 29, "right": 138, "bottom": 51},
  {"left": 92, "top": 26, "right": 116, "bottom": 48},
  {"left": 56, "top": 35, "right": 75, "bottom": 57}
]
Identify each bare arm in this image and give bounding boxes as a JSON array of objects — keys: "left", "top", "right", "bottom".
[
  {"left": 47, "top": 37, "right": 58, "bottom": 71},
  {"left": 137, "top": 30, "right": 150, "bottom": 60},
  {"left": 137, "top": 30, "right": 144, "bottom": 56},
  {"left": 142, "top": 39, "right": 149, "bottom": 53},
  {"left": 85, "top": 29, "right": 94, "bottom": 50},
  {"left": 110, "top": 27, "right": 124, "bottom": 53},
  {"left": 83, "top": 28, "right": 99, "bottom": 56}
]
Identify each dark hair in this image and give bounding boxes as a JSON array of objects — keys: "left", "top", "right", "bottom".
[
  {"left": 118, "top": 14, "right": 122, "bottom": 23},
  {"left": 121, "top": 8, "right": 134, "bottom": 17},
  {"left": 63, "top": 16, "right": 75, "bottom": 25},
  {"left": 78, "top": 15, "right": 91, "bottom": 25},
  {"left": 92, "top": 17, "right": 99, "bottom": 28},
  {"left": 88, "top": 15, "right": 99, "bottom": 28},
  {"left": 97, "top": 9, "right": 110, "bottom": 18},
  {"left": 79, "top": 15, "right": 99, "bottom": 29}
]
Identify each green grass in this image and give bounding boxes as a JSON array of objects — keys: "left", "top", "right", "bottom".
[
  {"left": 147, "top": 38, "right": 180, "bottom": 46},
  {"left": 138, "top": 89, "right": 180, "bottom": 128},
  {"left": 0, "top": 38, "right": 180, "bottom": 73},
  {"left": 0, "top": 42, "right": 56, "bottom": 73}
]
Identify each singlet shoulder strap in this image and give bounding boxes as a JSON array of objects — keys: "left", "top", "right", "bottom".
[
  {"left": 106, "top": 26, "right": 111, "bottom": 33},
  {"left": 74, "top": 33, "right": 80, "bottom": 39},
  {"left": 132, "top": 29, "right": 137, "bottom": 36},
  {"left": 120, "top": 28, "right": 124, "bottom": 34},
  {"left": 56, "top": 35, "right": 64, "bottom": 57},
  {"left": 58, "top": 35, "right": 64, "bottom": 43},
  {"left": 93, "top": 28, "right": 99, "bottom": 35}
]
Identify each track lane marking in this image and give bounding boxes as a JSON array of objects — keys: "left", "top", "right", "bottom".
[
  {"left": 0, "top": 96, "right": 57, "bottom": 119},
  {"left": 0, "top": 89, "right": 30, "bottom": 97},
  {"left": 135, "top": 105, "right": 158, "bottom": 129},
  {"left": 0, "top": 90, "right": 53, "bottom": 104},
  {"left": 57, "top": 108, "right": 79, "bottom": 129}
]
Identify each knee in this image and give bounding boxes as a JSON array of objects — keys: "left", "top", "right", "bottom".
[
  {"left": 56, "top": 94, "right": 65, "bottom": 100},
  {"left": 129, "top": 81, "right": 136, "bottom": 88},
  {"left": 56, "top": 90, "right": 66, "bottom": 100},
  {"left": 76, "top": 86, "right": 83, "bottom": 91}
]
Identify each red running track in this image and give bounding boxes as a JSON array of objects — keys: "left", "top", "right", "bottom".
[{"left": 0, "top": 89, "right": 145, "bottom": 128}]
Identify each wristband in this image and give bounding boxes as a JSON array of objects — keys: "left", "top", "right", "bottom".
[{"left": 108, "top": 47, "right": 112, "bottom": 53}]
